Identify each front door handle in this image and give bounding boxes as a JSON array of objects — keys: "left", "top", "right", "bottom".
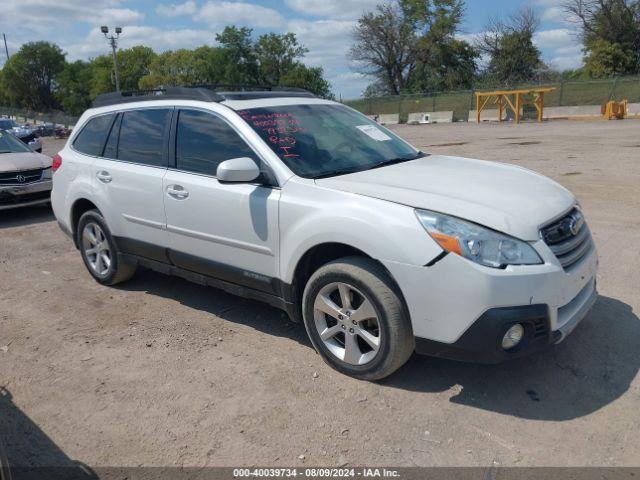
[
  {"left": 167, "top": 185, "right": 189, "bottom": 200},
  {"left": 96, "top": 171, "right": 112, "bottom": 183}
]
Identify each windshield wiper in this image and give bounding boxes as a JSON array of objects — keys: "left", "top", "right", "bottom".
[
  {"left": 313, "top": 166, "right": 367, "bottom": 179},
  {"left": 369, "top": 151, "right": 427, "bottom": 170},
  {"left": 313, "top": 152, "right": 427, "bottom": 180}
]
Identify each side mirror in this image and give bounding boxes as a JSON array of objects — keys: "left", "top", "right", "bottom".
[{"left": 216, "top": 157, "right": 261, "bottom": 183}]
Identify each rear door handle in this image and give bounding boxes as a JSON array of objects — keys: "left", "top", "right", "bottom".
[
  {"left": 167, "top": 185, "right": 189, "bottom": 200},
  {"left": 96, "top": 171, "right": 112, "bottom": 183}
]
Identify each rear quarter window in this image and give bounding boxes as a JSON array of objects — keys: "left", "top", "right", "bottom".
[{"left": 73, "top": 114, "right": 116, "bottom": 156}]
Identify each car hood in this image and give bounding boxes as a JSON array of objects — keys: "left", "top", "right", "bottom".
[
  {"left": 0, "top": 152, "right": 52, "bottom": 173},
  {"left": 314, "top": 155, "right": 575, "bottom": 240}
]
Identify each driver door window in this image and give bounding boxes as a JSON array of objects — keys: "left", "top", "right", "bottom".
[{"left": 176, "top": 109, "right": 259, "bottom": 176}]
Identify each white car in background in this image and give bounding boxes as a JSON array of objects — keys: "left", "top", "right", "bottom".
[{"left": 51, "top": 87, "right": 598, "bottom": 380}]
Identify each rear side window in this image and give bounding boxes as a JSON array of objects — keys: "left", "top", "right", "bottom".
[
  {"left": 176, "top": 110, "right": 258, "bottom": 176},
  {"left": 118, "top": 109, "right": 171, "bottom": 167},
  {"left": 73, "top": 114, "right": 115, "bottom": 156}
]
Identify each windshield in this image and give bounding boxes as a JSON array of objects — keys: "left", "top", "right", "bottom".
[
  {"left": 0, "top": 119, "right": 17, "bottom": 130},
  {"left": 237, "top": 104, "right": 420, "bottom": 178},
  {"left": 0, "top": 130, "right": 31, "bottom": 154}
]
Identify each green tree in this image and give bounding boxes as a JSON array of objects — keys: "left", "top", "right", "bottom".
[
  {"left": 192, "top": 46, "right": 228, "bottom": 85},
  {"left": 90, "top": 45, "right": 157, "bottom": 95},
  {"left": 350, "top": 0, "right": 477, "bottom": 95},
  {"left": 1, "top": 41, "right": 65, "bottom": 109},
  {"left": 564, "top": 0, "right": 640, "bottom": 77},
  {"left": 402, "top": 0, "right": 478, "bottom": 91},
  {"left": 139, "top": 49, "right": 201, "bottom": 89},
  {"left": 350, "top": 4, "right": 417, "bottom": 95},
  {"left": 280, "top": 64, "right": 333, "bottom": 98},
  {"left": 0, "top": 70, "right": 9, "bottom": 106},
  {"left": 409, "top": 37, "right": 478, "bottom": 91},
  {"left": 56, "top": 60, "right": 92, "bottom": 115},
  {"left": 478, "top": 8, "right": 545, "bottom": 85},
  {"left": 216, "top": 26, "right": 260, "bottom": 84},
  {"left": 88, "top": 55, "right": 115, "bottom": 98},
  {"left": 400, "top": 0, "right": 465, "bottom": 39},
  {"left": 584, "top": 38, "right": 637, "bottom": 77},
  {"left": 120, "top": 46, "right": 157, "bottom": 90},
  {"left": 255, "top": 33, "right": 308, "bottom": 85},
  {"left": 139, "top": 45, "right": 230, "bottom": 88}
]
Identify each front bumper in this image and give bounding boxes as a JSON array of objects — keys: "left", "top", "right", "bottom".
[
  {"left": 0, "top": 180, "right": 52, "bottom": 211},
  {"left": 382, "top": 239, "right": 598, "bottom": 363},
  {"left": 415, "top": 278, "right": 597, "bottom": 363}
]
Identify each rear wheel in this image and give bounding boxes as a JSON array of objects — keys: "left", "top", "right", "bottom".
[
  {"left": 77, "top": 210, "right": 136, "bottom": 285},
  {"left": 302, "top": 257, "right": 414, "bottom": 380}
]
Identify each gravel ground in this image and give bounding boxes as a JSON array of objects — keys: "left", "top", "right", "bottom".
[{"left": 1, "top": 120, "right": 639, "bottom": 468}]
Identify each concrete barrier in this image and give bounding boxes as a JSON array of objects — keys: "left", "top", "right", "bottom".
[
  {"left": 407, "top": 111, "right": 454, "bottom": 124},
  {"left": 377, "top": 114, "right": 400, "bottom": 125},
  {"left": 627, "top": 102, "right": 640, "bottom": 117},
  {"left": 543, "top": 105, "right": 602, "bottom": 119},
  {"left": 468, "top": 109, "right": 508, "bottom": 122}
]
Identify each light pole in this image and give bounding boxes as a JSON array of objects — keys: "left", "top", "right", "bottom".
[
  {"left": 101, "top": 26, "right": 122, "bottom": 92},
  {"left": 2, "top": 33, "right": 9, "bottom": 61}
]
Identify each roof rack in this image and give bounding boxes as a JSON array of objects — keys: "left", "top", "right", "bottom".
[
  {"left": 218, "top": 90, "right": 317, "bottom": 100},
  {"left": 91, "top": 84, "right": 317, "bottom": 108},
  {"left": 92, "top": 87, "right": 224, "bottom": 107},
  {"left": 190, "top": 84, "right": 317, "bottom": 100}
]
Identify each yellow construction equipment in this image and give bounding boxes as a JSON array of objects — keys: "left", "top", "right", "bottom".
[
  {"left": 601, "top": 100, "right": 628, "bottom": 120},
  {"left": 475, "top": 87, "right": 556, "bottom": 124}
]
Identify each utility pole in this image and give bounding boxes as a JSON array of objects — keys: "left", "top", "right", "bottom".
[
  {"left": 101, "top": 26, "right": 122, "bottom": 92},
  {"left": 2, "top": 33, "right": 9, "bottom": 61}
]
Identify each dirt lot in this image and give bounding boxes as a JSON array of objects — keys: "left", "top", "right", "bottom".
[{"left": 1, "top": 120, "right": 639, "bottom": 468}]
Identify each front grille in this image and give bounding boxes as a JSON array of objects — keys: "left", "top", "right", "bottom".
[
  {"left": 541, "top": 207, "right": 594, "bottom": 270},
  {"left": 0, "top": 168, "right": 43, "bottom": 185},
  {"left": 0, "top": 190, "right": 50, "bottom": 205}
]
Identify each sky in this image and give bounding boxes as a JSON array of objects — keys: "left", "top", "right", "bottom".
[{"left": 0, "top": 0, "right": 583, "bottom": 99}]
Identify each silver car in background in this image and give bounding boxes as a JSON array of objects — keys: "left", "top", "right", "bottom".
[{"left": 0, "top": 130, "right": 52, "bottom": 210}]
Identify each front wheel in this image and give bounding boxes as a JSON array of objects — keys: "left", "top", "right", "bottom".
[
  {"left": 77, "top": 209, "right": 136, "bottom": 285},
  {"left": 302, "top": 257, "right": 414, "bottom": 380}
]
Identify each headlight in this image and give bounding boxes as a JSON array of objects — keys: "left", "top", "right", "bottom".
[
  {"left": 42, "top": 167, "right": 52, "bottom": 179},
  {"left": 416, "top": 209, "right": 542, "bottom": 268}
]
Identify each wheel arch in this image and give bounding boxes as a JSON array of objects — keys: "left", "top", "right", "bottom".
[
  {"left": 70, "top": 198, "right": 101, "bottom": 248},
  {"left": 286, "top": 242, "right": 408, "bottom": 324}
]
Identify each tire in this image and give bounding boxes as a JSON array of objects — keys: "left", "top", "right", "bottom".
[
  {"left": 302, "top": 256, "right": 414, "bottom": 380},
  {"left": 76, "top": 209, "right": 136, "bottom": 286}
]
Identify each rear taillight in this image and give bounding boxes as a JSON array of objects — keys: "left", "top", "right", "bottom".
[{"left": 52, "top": 153, "right": 62, "bottom": 172}]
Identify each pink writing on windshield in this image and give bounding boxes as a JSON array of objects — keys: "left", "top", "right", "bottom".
[{"left": 238, "top": 110, "right": 304, "bottom": 159}]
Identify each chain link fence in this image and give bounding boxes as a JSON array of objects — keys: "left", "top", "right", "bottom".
[
  {"left": 345, "top": 75, "right": 640, "bottom": 123},
  {"left": 0, "top": 106, "right": 78, "bottom": 128}
]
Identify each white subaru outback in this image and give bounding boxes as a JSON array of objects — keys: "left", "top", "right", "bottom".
[{"left": 52, "top": 87, "right": 598, "bottom": 380}]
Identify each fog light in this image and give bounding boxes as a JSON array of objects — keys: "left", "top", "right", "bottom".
[{"left": 502, "top": 324, "right": 524, "bottom": 350}]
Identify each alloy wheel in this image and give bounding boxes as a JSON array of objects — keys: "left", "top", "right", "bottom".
[
  {"left": 312, "top": 282, "right": 381, "bottom": 365},
  {"left": 82, "top": 222, "right": 112, "bottom": 277}
]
